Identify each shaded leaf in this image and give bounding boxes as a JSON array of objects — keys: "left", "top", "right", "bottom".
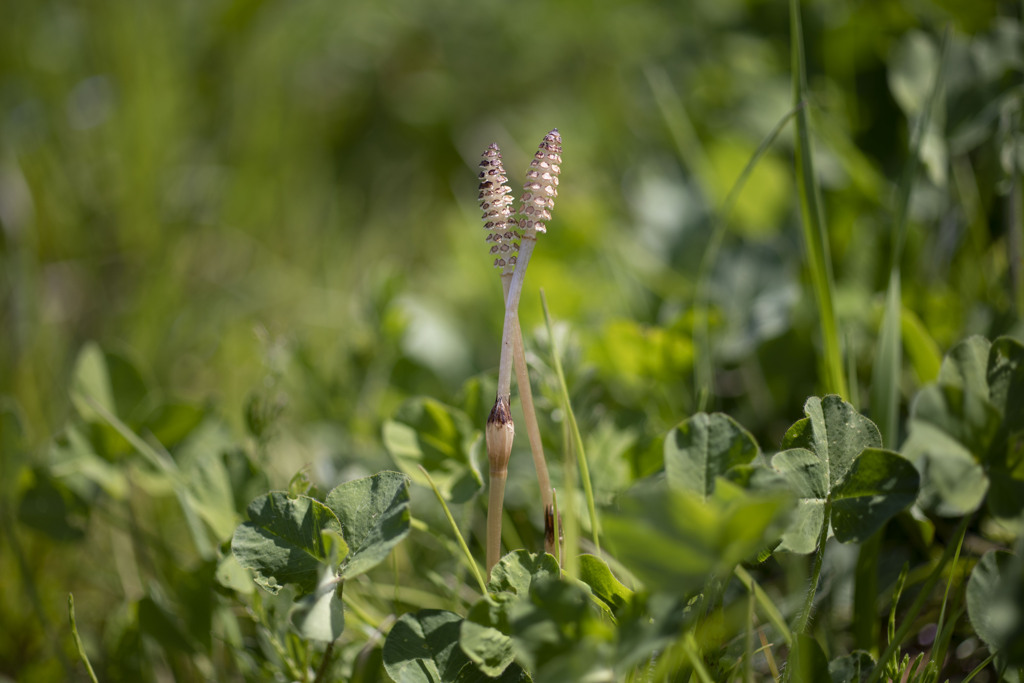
[
  {"left": 988, "top": 336, "right": 1024, "bottom": 429},
  {"left": 384, "top": 609, "right": 529, "bottom": 683},
  {"left": 49, "top": 425, "right": 127, "bottom": 500},
  {"left": 324, "top": 471, "right": 411, "bottom": 579},
  {"left": 290, "top": 560, "right": 345, "bottom": 642},
  {"left": 16, "top": 468, "right": 87, "bottom": 541},
  {"left": 908, "top": 425, "right": 990, "bottom": 516},
  {"left": 603, "top": 478, "right": 791, "bottom": 594},
  {"left": 938, "top": 335, "right": 991, "bottom": 396},
  {"left": 664, "top": 412, "right": 759, "bottom": 499},
  {"left": 383, "top": 398, "right": 482, "bottom": 503},
  {"left": 461, "top": 596, "right": 517, "bottom": 677},
  {"left": 831, "top": 448, "right": 919, "bottom": 543},
  {"left": 911, "top": 384, "right": 1001, "bottom": 460},
  {"left": 967, "top": 550, "right": 1024, "bottom": 665},
  {"left": 177, "top": 422, "right": 239, "bottom": 541}
]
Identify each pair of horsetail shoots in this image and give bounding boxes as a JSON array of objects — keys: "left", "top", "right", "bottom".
[{"left": 477, "top": 129, "right": 561, "bottom": 575}]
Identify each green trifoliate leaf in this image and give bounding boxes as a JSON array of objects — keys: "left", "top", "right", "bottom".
[
  {"left": 772, "top": 396, "right": 917, "bottom": 552},
  {"left": 231, "top": 492, "right": 345, "bottom": 595},
  {"left": 664, "top": 412, "right": 760, "bottom": 499},
  {"left": 781, "top": 395, "right": 881, "bottom": 491},
  {"left": 903, "top": 335, "right": 1024, "bottom": 519},
  {"left": 324, "top": 471, "right": 411, "bottom": 579}
]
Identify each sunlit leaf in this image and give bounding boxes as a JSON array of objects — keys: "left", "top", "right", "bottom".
[
  {"left": 771, "top": 396, "right": 892, "bottom": 553},
  {"left": 771, "top": 449, "right": 827, "bottom": 553},
  {"left": 324, "top": 471, "right": 411, "bottom": 579},
  {"left": 231, "top": 492, "right": 345, "bottom": 594},
  {"left": 578, "top": 554, "right": 633, "bottom": 615},
  {"left": 781, "top": 395, "right": 882, "bottom": 490},
  {"left": 487, "top": 550, "right": 559, "bottom": 596}
]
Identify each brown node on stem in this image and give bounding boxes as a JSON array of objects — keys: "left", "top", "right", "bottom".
[{"left": 485, "top": 396, "right": 515, "bottom": 476}]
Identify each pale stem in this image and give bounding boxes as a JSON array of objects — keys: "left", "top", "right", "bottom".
[
  {"left": 495, "top": 238, "right": 537, "bottom": 401},
  {"left": 486, "top": 469, "right": 507, "bottom": 576},
  {"left": 501, "top": 271, "right": 555, "bottom": 554}
]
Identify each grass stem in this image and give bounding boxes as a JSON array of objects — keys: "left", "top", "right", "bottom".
[
  {"left": 734, "top": 565, "right": 793, "bottom": 647},
  {"left": 68, "top": 594, "right": 99, "bottom": 683},
  {"left": 418, "top": 466, "right": 489, "bottom": 595},
  {"left": 789, "top": 0, "right": 847, "bottom": 398},
  {"left": 541, "top": 290, "right": 601, "bottom": 555}
]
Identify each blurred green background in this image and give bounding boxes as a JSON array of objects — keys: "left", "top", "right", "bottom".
[
  {"left": 3, "top": 0, "right": 1016, "bottom": 444},
  {"left": 1, "top": 0, "right": 1021, "bottom": 678}
]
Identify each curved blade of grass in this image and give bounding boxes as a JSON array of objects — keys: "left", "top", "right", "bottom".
[
  {"left": 871, "top": 28, "right": 950, "bottom": 450},
  {"left": 789, "top": 0, "right": 847, "bottom": 398},
  {"left": 68, "top": 594, "right": 99, "bottom": 683},
  {"left": 417, "top": 465, "right": 488, "bottom": 596},
  {"left": 734, "top": 565, "right": 793, "bottom": 648},
  {"left": 541, "top": 290, "right": 601, "bottom": 558},
  {"left": 929, "top": 518, "right": 966, "bottom": 674}
]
